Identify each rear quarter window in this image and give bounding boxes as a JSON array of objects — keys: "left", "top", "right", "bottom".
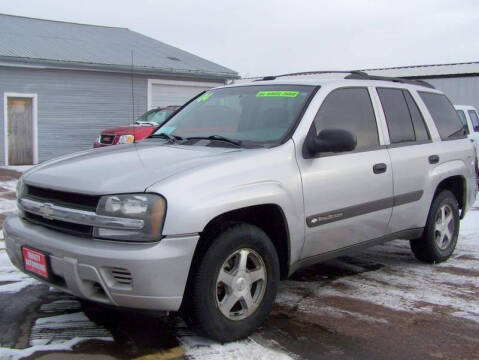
[{"left": 419, "top": 92, "right": 467, "bottom": 140}]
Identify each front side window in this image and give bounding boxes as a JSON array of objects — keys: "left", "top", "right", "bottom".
[
  {"left": 468, "top": 110, "right": 479, "bottom": 132},
  {"left": 419, "top": 92, "right": 467, "bottom": 140},
  {"left": 152, "top": 85, "right": 316, "bottom": 146},
  {"left": 313, "top": 87, "right": 379, "bottom": 152},
  {"left": 456, "top": 110, "right": 470, "bottom": 134}
]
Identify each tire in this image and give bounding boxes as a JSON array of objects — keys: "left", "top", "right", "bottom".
[
  {"left": 410, "top": 190, "right": 460, "bottom": 263},
  {"left": 189, "top": 223, "right": 280, "bottom": 342}
]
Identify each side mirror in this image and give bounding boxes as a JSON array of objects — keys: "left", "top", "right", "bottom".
[{"left": 304, "top": 128, "right": 357, "bottom": 158}]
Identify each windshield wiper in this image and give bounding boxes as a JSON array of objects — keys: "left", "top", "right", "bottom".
[
  {"left": 150, "top": 133, "right": 184, "bottom": 142},
  {"left": 186, "top": 135, "right": 242, "bottom": 147}
]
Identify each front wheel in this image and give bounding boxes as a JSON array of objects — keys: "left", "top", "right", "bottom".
[
  {"left": 189, "top": 224, "right": 280, "bottom": 342},
  {"left": 410, "top": 190, "right": 460, "bottom": 263}
]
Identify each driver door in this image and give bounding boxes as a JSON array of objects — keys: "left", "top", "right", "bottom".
[{"left": 296, "top": 87, "right": 393, "bottom": 258}]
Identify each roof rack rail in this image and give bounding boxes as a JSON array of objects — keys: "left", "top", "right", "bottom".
[
  {"left": 254, "top": 70, "right": 368, "bottom": 81},
  {"left": 344, "top": 72, "right": 435, "bottom": 89},
  {"left": 254, "top": 70, "right": 435, "bottom": 89}
]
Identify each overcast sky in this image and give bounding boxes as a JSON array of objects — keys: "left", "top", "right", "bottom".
[{"left": 1, "top": 0, "right": 478, "bottom": 77}]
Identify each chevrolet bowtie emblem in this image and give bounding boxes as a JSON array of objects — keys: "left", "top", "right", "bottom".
[{"left": 39, "top": 203, "right": 54, "bottom": 219}]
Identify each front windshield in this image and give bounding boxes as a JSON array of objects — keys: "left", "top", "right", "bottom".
[
  {"left": 137, "top": 109, "right": 174, "bottom": 125},
  {"left": 152, "top": 85, "right": 315, "bottom": 145}
]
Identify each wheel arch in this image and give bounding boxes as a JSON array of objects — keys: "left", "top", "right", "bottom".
[
  {"left": 201, "top": 204, "right": 290, "bottom": 279},
  {"left": 181, "top": 203, "right": 291, "bottom": 310},
  {"left": 432, "top": 175, "right": 467, "bottom": 218}
]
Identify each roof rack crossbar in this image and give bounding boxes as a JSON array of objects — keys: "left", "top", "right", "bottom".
[{"left": 255, "top": 70, "right": 435, "bottom": 89}]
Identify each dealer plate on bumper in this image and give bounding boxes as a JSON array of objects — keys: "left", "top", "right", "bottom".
[{"left": 22, "top": 247, "right": 49, "bottom": 279}]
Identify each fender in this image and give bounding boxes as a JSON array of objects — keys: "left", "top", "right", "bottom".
[{"left": 148, "top": 141, "right": 306, "bottom": 266}]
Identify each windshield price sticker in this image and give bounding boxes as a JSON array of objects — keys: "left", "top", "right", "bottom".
[
  {"left": 256, "top": 91, "right": 299, "bottom": 98},
  {"left": 197, "top": 93, "right": 213, "bottom": 102}
]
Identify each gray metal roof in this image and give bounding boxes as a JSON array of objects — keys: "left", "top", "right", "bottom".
[
  {"left": 364, "top": 62, "right": 479, "bottom": 78},
  {"left": 0, "top": 13, "right": 238, "bottom": 79}
]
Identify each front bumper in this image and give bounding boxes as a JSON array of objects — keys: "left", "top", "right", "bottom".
[{"left": 3, "top": 214, "right": 199, "bottom": 311}]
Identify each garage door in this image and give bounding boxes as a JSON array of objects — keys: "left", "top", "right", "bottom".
[{"left": 149, "top": 80, "right": 223, "bottom": 109}]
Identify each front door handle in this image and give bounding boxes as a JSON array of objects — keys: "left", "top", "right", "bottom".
[
  {"left": 373, "top": 163, "right": 387, "bottom": 174},
  {"left": 429, "top": 155, "right": 440, "bottom": 164}
]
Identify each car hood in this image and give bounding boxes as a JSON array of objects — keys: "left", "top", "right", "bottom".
[
  {"left": 24, "top": 141, "right": 240, "bottom": 195},
  {"left": 102, "top": 124, "right": 154, "bottom": 136}
]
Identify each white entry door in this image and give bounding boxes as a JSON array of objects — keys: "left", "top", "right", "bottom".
[{"left": 4, "top": 93, "right": 38, "bottom": 165}]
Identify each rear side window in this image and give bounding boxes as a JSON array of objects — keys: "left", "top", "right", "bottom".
[
  {"left": 403, "top": 91, "right": 430, "bottom": 141},
  {"left": 468, "top": 110, "right": 479, "bottom": 132},
  {"left": 313, "top": 87, "right": 379, "bottom": 152},
  {"left": 378, "top": 88, "right": 415, "bottom": 143},
  {"left": 419, "top": 92, "right": 467, "bottom": 140},
  {"left": 377, "top": 88, "right": 430, "bottom": 144},
  {"left": 456, "top": 110, "right": 470, "bottom": 134}
]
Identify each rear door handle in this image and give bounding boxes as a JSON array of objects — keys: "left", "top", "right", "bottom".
[
  {"left": 429, "top": 155, "right": 440, "bottom": 164},
  {"left": 373, "top": 163, "right": 387, "bottom": 174}
]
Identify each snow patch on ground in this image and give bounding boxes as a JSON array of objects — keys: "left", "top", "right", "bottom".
[
  {"left": 183, "top": 340, "right": 294, "bottom": 360},
  {"left": 0, "top": 251, "right": 39, "bottom": 293},
  {"left": 0, "top": 180, "right": 17, "bottom": 192},
  {"left": 0, "top": 165, "right": 34, "bottom": 173},
  {"left": 30, "top": 312, "right": 113, "bottom": 346},
  {"left": 176, "top": 321, "right": 295, "bottom": 360},
  {"left": 0, "top": 337, "right": 88, "bottom": 360},
  {"left": 179, "top": 331, "right": 294, "bottom": 360},
  {"left": 0, "top": 199, "right": 16, "bottom": 214}
]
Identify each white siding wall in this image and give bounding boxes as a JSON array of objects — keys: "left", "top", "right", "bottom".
[
  {"left": 0, "top": 67, "right": 221, "bottom": 165},
  {"left": 424, "top": 76, "right": 479, "bottom": 111},
  {"left": 0, "top": 67, "right": 147, "bottom": 165}
]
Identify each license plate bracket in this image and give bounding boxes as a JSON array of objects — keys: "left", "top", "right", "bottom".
[{"left": 22, "top": 246, "right": 49, "bottom": 279}]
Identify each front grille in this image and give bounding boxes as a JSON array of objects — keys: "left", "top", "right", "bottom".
[
  {"left": 26, "top": 185, "right": 100, "bottom": 211},
  {"left": 24, "top": 212, "right": 93, "bottom": 237},
  {"left": 100, "top": 134, "right": 116, "bottom": 145},
  {"left": 22, "top": 185, "right": 100, "bottom": 237}
]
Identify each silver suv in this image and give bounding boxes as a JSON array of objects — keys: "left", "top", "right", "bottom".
[{"left": 4, "top": 71, "right": 478, "bottom": 342}]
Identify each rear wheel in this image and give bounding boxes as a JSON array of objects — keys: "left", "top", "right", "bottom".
[
  {"left": 410, "top": 190, "right": 460, "bottom": 263},
  {"left": 189, "top": 223, "right": 279, "bottom": 342}
]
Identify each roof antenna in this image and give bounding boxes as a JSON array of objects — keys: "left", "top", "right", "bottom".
[{"left": 130, "top": 49, "right": 136, "bottom": 142}]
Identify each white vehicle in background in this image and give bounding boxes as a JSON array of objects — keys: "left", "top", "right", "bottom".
[
  {"left": 455, "top": 105, "right": 479, "bottom": 145},
  {"left": 455, "top": 105, "right": 479, "bottom": 176}
]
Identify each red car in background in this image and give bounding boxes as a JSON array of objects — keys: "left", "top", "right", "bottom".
[{"left": 94, "top": 106, "right": 180, "bottom": 148}]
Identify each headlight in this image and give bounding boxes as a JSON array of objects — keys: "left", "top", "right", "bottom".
[
  {"left": 94, "top": 193, "right": 166, "bottom": 242},
  {"left": 16, "top": 177, "right": 25, "bottom": 198},
  {"left": 96, "top": 135, "right": 101, "bottom": 143},
  {"left": 118, "top": 134, "right": 135, "bottom": 144}
]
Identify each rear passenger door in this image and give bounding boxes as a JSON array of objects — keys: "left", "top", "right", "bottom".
[
  {"left": 375, "top": 87, "right": 434, "bottom": 233},
  {"left": 298, "top": 87, "right": 393, "bottom": 258}
]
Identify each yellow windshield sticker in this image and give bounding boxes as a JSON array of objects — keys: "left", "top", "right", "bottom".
[
  {"left": 256, "top": 91, "right": 299, "bottom": 98},
  {"left": 197, "top": 93, "right": 212, "bottom": 102}
]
